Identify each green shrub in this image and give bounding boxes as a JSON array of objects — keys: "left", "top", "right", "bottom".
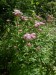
[{"left": 0, "top": 0, "right": 56, "bottom": 75}]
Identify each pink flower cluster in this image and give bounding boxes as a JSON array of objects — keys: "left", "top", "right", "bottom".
[
  {"left": 23, "top": 33, "right": 36, "bottom": 40},
  {"left": 13, "top": 9, "right": 23, "bottom": 16},
  {"left": 36, "top": 15, "right": 42, "bottom": 20},
  {"left": 34, "top": 21, "right": 45, "bottom": 27},
  {"left": 13, "top": 9, "right": 29, "bottom": 21},
  {"left": 20, "top": 16, "right": 28, "bottom": 21}
]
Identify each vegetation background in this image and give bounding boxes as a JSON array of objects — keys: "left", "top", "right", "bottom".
[{"left": 0, "top": 0, "right": 56, "bottom": 75}]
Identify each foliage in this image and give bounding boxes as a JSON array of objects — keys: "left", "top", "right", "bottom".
[{"left": 0, "top": 0, "right": 56, "bottom": 75}]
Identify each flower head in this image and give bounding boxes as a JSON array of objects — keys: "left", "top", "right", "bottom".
[
  {"left": 39, "top": 22, "right": 45, "bottom": 25},
  {"left": 35, "top": 21, "right": 40, "bottom": 27},
  {"left": 13, "top": 9, "right": 23, "bottom": 16},
  {"left": 31, "top": 33, "right": 36, "bottom": 39},
  {"left": 21, "top": 16, "right": 28, "bottom": 21},
  {"left": 23, "top": 33, "right": 36, "bottom": 40},
  {"left": 23, "top": 33, "right": 32, "bottom": 40},
  {"left": 34, "top": 21, "right": 45, "bottom": 27},
  {"left": 36, "top": 15, "right": 42, "bottom": 20}
]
